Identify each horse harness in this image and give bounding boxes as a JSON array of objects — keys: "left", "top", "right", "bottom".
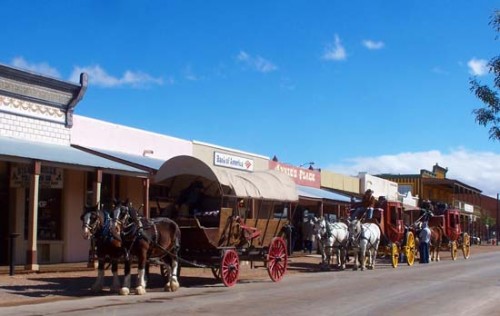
[
  {"left": 350, "top": 223, "right": 377, "bottom": 250},
  {"left": 118, "top": 207, "right": 181, "bottom": 262}
]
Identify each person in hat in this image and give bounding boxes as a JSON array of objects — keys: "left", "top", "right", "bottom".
[
  {"left": 350, "top": 189, "right": 377, "bottom": 220},
  {"left": 177, "top": 181, "right": 205, "bottom": 216}
]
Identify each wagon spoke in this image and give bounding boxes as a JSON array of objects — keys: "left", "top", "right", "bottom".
[
  {"left": 221, "top": 249, "right": 239, "bottom": 287},
  {"left": 267, "top": 237, "right": 288, "bottom": 282}
]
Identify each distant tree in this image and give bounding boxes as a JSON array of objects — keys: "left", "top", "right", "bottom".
[{"left": 470, "top": 10, "right": 500, "bottom": 140}]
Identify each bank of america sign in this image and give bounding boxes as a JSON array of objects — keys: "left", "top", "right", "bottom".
[{"left": 214, "top": 152, "right": 254, "bottom": 171}]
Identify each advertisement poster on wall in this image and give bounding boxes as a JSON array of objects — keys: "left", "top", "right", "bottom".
[{"left": 10, "top": 164, "right": 64, "bottom": 188}]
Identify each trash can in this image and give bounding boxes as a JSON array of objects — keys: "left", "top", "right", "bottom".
[{"left": 9, "top": 233, "right": 20, "bottom": 276}]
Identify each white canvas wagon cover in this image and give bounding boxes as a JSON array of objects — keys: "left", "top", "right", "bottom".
[{"left": 154, "top": 155, "right": 298, "bottom": 201}]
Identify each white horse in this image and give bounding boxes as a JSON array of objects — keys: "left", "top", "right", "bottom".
[
  {"left": 347, "top": 219, "right": 381, "bottom": 271},
  {"left": 313, "top": 217, "right": 349, "bottom": 270}
]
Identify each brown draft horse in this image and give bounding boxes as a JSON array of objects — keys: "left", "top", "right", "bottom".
[
  {"left": 429, "top": 226, "right": 444, "bottom": 262},
  {"left": 112, "top": 201, "right": 181, "bottom": 295},
  {"left": 81, "top": 205, "right": 130, "bottom": 293}
]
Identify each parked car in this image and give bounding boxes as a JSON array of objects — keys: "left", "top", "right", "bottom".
[{"left": 471, "top": 236, "right": 481, "bottom": 245}]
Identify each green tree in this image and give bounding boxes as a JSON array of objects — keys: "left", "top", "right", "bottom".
[{"left": 470, "top": 10, "right": 500, "bottom": 140}]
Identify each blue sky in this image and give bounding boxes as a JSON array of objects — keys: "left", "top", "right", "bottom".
[{"left": 2, "top": 1, "right": 500, "bottom": 196}]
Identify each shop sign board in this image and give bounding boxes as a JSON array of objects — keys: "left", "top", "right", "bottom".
[
  {"left": 10, "top": 164, "right": 64, "bottom": 188},
  {"left": 214, "top": 152, "right": 254, "bottom": 171},
  {"left": 269, "top": 161, "right": 320, "bottom": 188}
]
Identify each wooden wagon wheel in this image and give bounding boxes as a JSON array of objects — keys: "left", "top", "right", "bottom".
[
  {"left": 390, "top": 243, "right": 399, "bottom": 268},
  {"left": 462, "top": 233, "right": 471, "bottom": 259},
  {"left": 220, "top": 249, "right": 239, "bottom": 287},
  {"left": 450, "top": 241, "right": 458, "bottom": 261},
  {"left": 404, "top": 231, "right": 416, "bottom": 266},
  {"left": 266, "top": 237, "right": 288, "bottom": 282}
]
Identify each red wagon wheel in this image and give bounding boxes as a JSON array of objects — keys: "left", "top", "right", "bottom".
[
  {"left": 462, "top": 233, "right": 471, "bottom": 259},
  {"left": 267, "top": 237, "right": 288, "bottom": 282},
  {"left": 450, "top": 241, "right": 458, "bottom": 261},
  {"left": 220, "top": 249, "right": 239, "bottom": 287}
]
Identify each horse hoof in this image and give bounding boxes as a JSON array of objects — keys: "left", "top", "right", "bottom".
[
  {"left": 167, "top": 280, "right": 180, "bottom": 292},
  {"left": 119, "top": 287, "right": 130, "bottom": 296},
  {"left": 361, "top": 267, "right": 365, "bottom": 271},
  {"left": 135, "top": 286, "right": 147, "bottom": 295},
  {"left": 368, "top": 266, "right": 373, "bottom": 270},
  {"left": 91, "top": 285, "right": 103, "bottom": 293}
]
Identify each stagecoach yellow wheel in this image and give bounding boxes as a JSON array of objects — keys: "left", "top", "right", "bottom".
[
  {"left": 450, "top": 241, "right": 458, "bottom": 261},
  {"left": 462, "top": 233, "right": 471, "bottom": 259},
  {"left": 405, "top": 231, "right": 416, "bottom": 266},
  {"left": 391, "top": 243, "right": 399, "bottom": 268}
]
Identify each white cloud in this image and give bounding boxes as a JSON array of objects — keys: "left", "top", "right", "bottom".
[
  {"left": 326, "top": 148, "right": 500, "bottom": 198},
  {"left": 467, "top": 58, "right": 489, "bottom": 76},
  {"left": 362, "top": 39, "right": 384, "bottom": 50},
  {"left": 322, "top": 34, "right": 347, "bottom": 61},
  {"left": 11, "top": 57, "right": 61, "bottom": 78},
  {"left": 69, "top": 65, "right": 164, "bottom": 88},
  {"left": 236, "top": 51, "right": 277, "bottom": 73}
]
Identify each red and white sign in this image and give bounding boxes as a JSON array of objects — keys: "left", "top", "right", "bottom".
[
  {"left": 214, "top": 152, "right": 254, "bottom": 171},
  {"left": 269, "top": 161, "right": 320, "bottom": 188}
]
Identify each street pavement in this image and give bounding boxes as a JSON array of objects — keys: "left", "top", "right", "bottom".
[{"left": 0, "top": 245, "right": 498, "bottom": 308}]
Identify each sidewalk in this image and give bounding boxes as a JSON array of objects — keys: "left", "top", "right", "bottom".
[
  {"left": 0, "top": 254, "right": 322, "bottom": 308},
  {"left": 0, "top": 262, "right": 94, "bottom": 276},
  {"left": 0, "top": 245, "right": 498, "bottom": 308}
]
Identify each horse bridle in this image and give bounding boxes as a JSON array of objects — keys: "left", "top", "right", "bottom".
[
  {"left": 112, "top": 205, "right": 129, "bottom": 227},
  {"left": 82, "top": 210, "right": 101, "bottom": 236},
  {"left": 349, "top": 221, "right": 363, "bottom": 246}
]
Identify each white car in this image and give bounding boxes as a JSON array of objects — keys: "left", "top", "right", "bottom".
[{"left": 471, "top": 236, "right": 481, "bottom": 245}]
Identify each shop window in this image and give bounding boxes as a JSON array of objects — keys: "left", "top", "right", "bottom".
[
  {"left": 398, "top": 185, "right": 413, "bottom": 196},
  {"left": 150, "top": 184, "right": 170, "bottom": 200},
  {"left": 85, "top": 172, "right": 120, "bottom": 209},
  {"left": 24, "top": 188, "right": 62, "bottom": 240},
  {"left": 38, "top": 188, "right": 62, "bottom": 240}
]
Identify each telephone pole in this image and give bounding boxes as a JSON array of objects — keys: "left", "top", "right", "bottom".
[{"left": 497, "top": 193, "right": 499, "bottom": 246}]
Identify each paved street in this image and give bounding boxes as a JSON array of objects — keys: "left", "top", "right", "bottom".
[{"left": 0, "top": 245, "right": 498, "bottom": 315}]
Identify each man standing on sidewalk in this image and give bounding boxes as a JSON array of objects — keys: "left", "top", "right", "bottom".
[{"left": 419, "top": 221, "right": 431, "bottom": 263}]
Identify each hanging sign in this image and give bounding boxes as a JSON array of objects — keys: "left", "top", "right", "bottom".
[
  {"left": 10, "top": 164, "right": 64, "bottom": 188},
  {"left": 269, "top": 161, "right": 321, "bottom": 188}
]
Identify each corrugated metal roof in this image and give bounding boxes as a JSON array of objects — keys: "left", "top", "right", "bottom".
[
  {"left": 72, "top": 145, "right": 165, "bottom": 171},
  {"left": 297, "top": 185, "right": 351, "bottom": 202},
  {"left": 0, "top": 136, "right": 147, "bottom": 174}
]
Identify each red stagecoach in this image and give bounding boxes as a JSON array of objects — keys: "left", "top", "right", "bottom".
[
  {"left": 428, "top": 207, "right": 471, "bottom": 260},
  {"left": 368, "top": 200, "right": 417, "bottom": 268}
]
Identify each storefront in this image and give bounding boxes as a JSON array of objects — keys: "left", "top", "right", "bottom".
[
  {"left": 0, "top": 64, "right": 148, "bottom": 269},
  {"left": 269, "top": 160, "right": 351, "bottom": 252},
  {"left": 0, "top": 137, "right": 148, "bottom": 268}
]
